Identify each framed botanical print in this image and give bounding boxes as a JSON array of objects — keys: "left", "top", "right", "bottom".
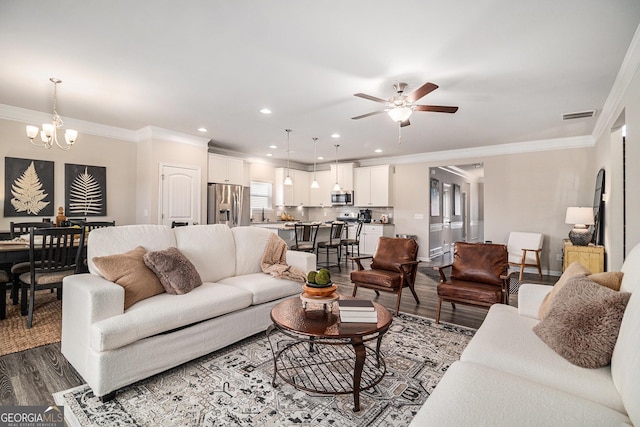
[
  {"left": 4, "top": 157, "right": 54, "bottom": 217},
  {"left": 65, "top": 163, "right": 107, "bottom": 216},
  {"left": 430, "top": 178, "right": 440, "bottom": 217}
]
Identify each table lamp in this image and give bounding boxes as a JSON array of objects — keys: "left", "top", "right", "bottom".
[{"left": 565, "top": 207, "right": 594, "bottom": 246}]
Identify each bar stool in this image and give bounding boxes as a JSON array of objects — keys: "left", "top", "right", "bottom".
[
  {"left": 316, "top": 222, "right": 345, "bottom": 271},
  {"left": 341, "top": 221, "right": 363, "bottom": 268},
  {"left": 290, "top": 223, "right": 320, "bottom": 253}
]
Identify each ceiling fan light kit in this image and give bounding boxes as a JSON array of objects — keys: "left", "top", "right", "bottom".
[
  {"left": 352, "top": 81, "right": 458, "bottom": 127},
  {"left": 26, "top": 77, "right": 78, "bottom": 150}
]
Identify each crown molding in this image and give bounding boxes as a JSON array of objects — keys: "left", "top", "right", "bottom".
[
  {"left": 137, "top": 126, "right": 210, "bottom": 147},
  {"left": 593, "top": 23, "right": 640, "bottom": 141},
  {"left": 357, "top": 135, "right": 595, "bottom": 167}
]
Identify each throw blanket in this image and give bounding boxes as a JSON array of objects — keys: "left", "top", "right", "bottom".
[{"left": 261, "top": 233, "right": 306, "bottom": 283}]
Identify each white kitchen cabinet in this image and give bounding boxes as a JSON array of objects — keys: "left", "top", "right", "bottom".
[
  {"left": 354, "top": 165, "right": 391, "bottom": 207},
  {"left": 329, "top": 162, "right": 355, "bottom": 192},
  {"left": 309, "top": 170, "right": 332, "bottom": 206},
  {"left": 275, "top": 168, "right": 309, "bottom": 206},
  {"left": 208, "top": 154, "right": 245, "bottom": 185},
  {"left": 360, "top": 224, "right": 395, "bottom": 255}
]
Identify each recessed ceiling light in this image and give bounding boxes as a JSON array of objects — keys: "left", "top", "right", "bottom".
[
  {"left": 197, "top": 127, "right": 207, "bottom": 132},
  {"left": 269, "top": 145, "right": 277, "bottom": 149},
  {"left": 260, "top": 108, "right": 272, "bottom": 114},
  {"left": 331, "top": 133, "right": 340, "bottom": 138},
  {"left": 375, "top": 149, "right": 382, "bottom": 153},
  {"left": 317, "top": 156, "right": 324, "bottom": 160},
  {"left": 267, "top": 153, "right": 272, "bottom": 157}
]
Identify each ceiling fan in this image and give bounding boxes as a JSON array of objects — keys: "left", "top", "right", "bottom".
[{"left": 351, "top": 82, "right": 458, "bottom": 127}]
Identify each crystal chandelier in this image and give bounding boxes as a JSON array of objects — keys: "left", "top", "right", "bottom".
[{"left": 26, "top": 78, "right": 78, "bottom": 150}]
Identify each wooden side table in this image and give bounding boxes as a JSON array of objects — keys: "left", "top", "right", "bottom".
[{"left": 563, "top": 240, "right": 605, "bottom": 273}]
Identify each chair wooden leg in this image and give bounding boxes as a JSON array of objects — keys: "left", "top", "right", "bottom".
[
  {"left": 408, "top": 282, "right": 420, "bottom": 304},
  {"left": 519, "top": 262, "right": 525, "bottom": 281},
  {"left": 394, "top": 286, "right": 403, "bottom": 316},
  {"left": 0, "top": 282, "right": 6, "bottom": 320},
  {"left": 436, "top": 298, "right": 442, "bottom": 323},
  {"left": 11, "top": 277, "right": 19, "bottom": 304},
  {"left": 450, "top": 302, "right": 456, "bottom": 310},
  {"left": 27, "top": 283, "right": 35, "bottom": 328},
  {"left": 352, "top": 284, "right": 358, "bottom": 297},
  {"left": 20, "top": 282, "right": 28, "bottom": 316},
  {"left": 535, "top": 253, "right": 542, "bottom": 279}
]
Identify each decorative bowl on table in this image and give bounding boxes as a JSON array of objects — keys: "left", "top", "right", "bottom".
[{"left": 302, "top": 283, "right": 337, "bottom": 297}]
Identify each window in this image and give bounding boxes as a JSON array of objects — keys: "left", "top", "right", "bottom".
[{"left": 250, "top": 181, "right": 272, "bottom": 210}]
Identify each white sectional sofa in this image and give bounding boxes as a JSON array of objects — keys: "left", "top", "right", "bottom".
[
  {"left": 411, "top": 242, "right": 640, "bottom": 427},
  {"left": 61, "top": 224, "right": 315, "bottom": 400}
]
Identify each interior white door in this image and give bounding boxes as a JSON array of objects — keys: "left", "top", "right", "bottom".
[
  {"left": 442, "top": 183, "right": 452, "bottom": 253},
  {"left": 160, "top": 164, "right": 201, "bottom": 226}
]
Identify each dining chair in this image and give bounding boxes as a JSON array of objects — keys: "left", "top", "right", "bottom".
[
  {"left": 316, "top": 221, "right": 345, "bottom": 271},
  {"left": 75, "top": 221, "right": 116, "bottom": 273},
  {"left": 0, "top": 269, "right": 10, "bottom": 320},
  {"left": 19, "top": 227, "right": 82, "bottom": 328},
  {"left": 507, "top": 231, "right": 544, "bottom": 281},
  {"left": 341, "top": 221, "right": 363, "bottom": 267},
  {"left": 9, "top": 221, "right": 54, "bottom": 307},
  {"left": 290, "top": 223, "right": 320, "bottom": 253}
]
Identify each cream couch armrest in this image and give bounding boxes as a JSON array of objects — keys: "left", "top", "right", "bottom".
[
  {"left": 61, "top": 274, "right": 125, "bottom": 373},
  {"left": 285, "top": 250, "right": 316, "bottom": 274},
  {"left": 517, "top": 283, "right": 552, "bottom": 319}
]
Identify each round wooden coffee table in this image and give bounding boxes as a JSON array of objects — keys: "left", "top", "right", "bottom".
[{"left": 266, "top": 296, "right": 392, "bottom": 412}]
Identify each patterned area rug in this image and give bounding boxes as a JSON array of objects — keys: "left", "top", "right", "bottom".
[{"left": 54, "top": 313, "right": 475, "bottom": 426}]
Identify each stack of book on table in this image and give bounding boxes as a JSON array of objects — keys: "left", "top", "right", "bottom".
[{"left": 338, "top": 299, "right": 377, "bottom": 323}]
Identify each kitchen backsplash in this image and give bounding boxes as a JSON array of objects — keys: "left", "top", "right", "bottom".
[{"left": 250, "top": 207, "right": 394, "bottom": 224}]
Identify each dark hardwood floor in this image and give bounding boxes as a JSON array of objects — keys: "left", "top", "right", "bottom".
[{"left": 0, "top": 257, "right": 557, "bottom": 407}]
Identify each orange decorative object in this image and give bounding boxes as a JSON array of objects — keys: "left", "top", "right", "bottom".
[{"left": 302, "top": 283, "right": 337, "bottom": 297}]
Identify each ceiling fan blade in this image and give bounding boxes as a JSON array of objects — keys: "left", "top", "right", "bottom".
[
  {"left": 406, "top": 82, "right": 438, "bottom": 102},
  {"left": 414, "top": 105, "right": 459, "bottom": 113},
  {"left": 400, "top": 119, "right": 411, "bottom": 127},
  {"left": 354, "top": 93, "right": 388, "bottom": 104},
  {"left": 351, "top": 110, "right": 388, "bottom": 120}
]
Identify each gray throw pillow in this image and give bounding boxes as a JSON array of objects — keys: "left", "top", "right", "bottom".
[
  {"left": 533, "top": 274, "right": 630, "bottom": 368},
  {"left": 143, "top": 247, "right": 203, "bottom": 295}
]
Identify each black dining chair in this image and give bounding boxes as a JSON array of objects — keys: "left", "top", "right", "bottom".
[
  {"left": 75, "top": 221, "right": 116, "bottom": 273},
  {"left": 0, "top": 269, "right": 10, "bottom": 320},
  {"left": 19, "top": 227, "right": 83, "bottom": 328},
  {"left": 8, "top": 221, "right": 54, "bottom": 307},
  {"left": 316, "top": 221, "right": 345, "bottom": 271}
]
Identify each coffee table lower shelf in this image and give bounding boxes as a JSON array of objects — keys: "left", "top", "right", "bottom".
[{"left": 267, "top": 327, "right": 386, "bottom": 412}]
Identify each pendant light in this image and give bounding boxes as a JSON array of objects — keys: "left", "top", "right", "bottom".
[
  {"left": 332, "top": 144, "right": 341, "bottom": 192},
  {"left": 284, "top": 129, "right": 293, "bottom": 186},
  {"left": 310, "top": 137, "right": 319, "bottom": 189}
]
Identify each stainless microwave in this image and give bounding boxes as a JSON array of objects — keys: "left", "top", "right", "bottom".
[{"left": 331, "top": 191, "right": 354, "bottom": 206}]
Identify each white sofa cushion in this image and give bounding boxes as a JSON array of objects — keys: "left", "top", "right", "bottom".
[
  {"left": 517, "top": 283, "right": 552, "bottom": 319},
  {"left": 410, "top": 361, "right": 631, "bottom": 427},
  {"left": 232, "top": 226, "right": 274, "bottom": 276},
  {"left": 90, "top": 282, "right": 253, "bottom": 351},
  {"left": 174, "top": 224, "right": 236, "bottom": 283},
  {"left": 87, "top": 225, "right": 176, "bottom": 276},
  {"left": 460, "top": 303, "right": 625, "bottom": 413},
  {"left": 219, "top": 273, "right": 301, "bottom": 305}
]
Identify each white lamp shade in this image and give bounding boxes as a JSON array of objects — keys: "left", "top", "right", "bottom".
[
  {"left": 26, "top": 125, "right": 39, "bottom": 139},
  {"left": 332, "top": 182, "right": 341, "bottom": 192},
  {"left": 42, "top": 123, "right": 55, "bottom": 137},
  {"left": 310, "top": 179, "right": 319, "bottom": 189},
  {"left": 387, "top": 107, "right": 413, "bottom": 123},
  {"left": 65, "top": 129, "right": 78, "bottom": 144},
  {"left": 565, "top": 207, "right": 594, "bottom": 226},
  {"left": 283, "top": 175, "right": 293, "bottom": 186}
]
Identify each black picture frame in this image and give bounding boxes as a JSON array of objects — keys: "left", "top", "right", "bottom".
[
  {"left": 65, "top": 163, "right": 107, "bottom": 216},
  {"left": 4, "top": 157, "right": 54, "bottom": 217},
  {"left": 430, "top": 178, "right": 440, "bottom": 216}
]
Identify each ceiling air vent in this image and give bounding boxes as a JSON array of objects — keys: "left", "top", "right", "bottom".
[{"left": 562, "top": 110, "right": 596, "bottom": 120}]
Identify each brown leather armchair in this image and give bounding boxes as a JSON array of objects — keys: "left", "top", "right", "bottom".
[
  {"left": 350, "top": 237, "right": 420, "bottom": 315},
  {"left": 435, "top": 241, "right": 511, "bottom": 323}
]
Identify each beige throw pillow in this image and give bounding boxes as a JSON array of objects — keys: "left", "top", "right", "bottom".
[
  {"left": 533, "top": 275, "right": 630, "bottom": 368},
  {"left": 92, "top": 246, "right": 165, "bottom": 309},
  {"left": 538, "top": 261, "right": 591, "bottom": 319},
  {"left": 143, "top": 247, "right": 203, "bottom": 295},
  {"left": 589, "top": 271, "right": 624, "bottom": 291}
]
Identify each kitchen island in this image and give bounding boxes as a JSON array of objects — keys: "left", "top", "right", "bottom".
[{"left": 251, "top": 221, "right": 355, "bottom": 249}]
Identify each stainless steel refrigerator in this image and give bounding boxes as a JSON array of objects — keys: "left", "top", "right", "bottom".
[{"left": 207, "top": 183, "right": 250, "bottom": 227}]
